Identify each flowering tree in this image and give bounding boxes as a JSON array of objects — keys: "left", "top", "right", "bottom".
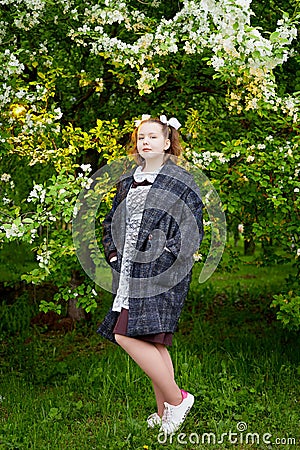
[{"left": 0, "top": 0, "right": 299, "bottom": 327}]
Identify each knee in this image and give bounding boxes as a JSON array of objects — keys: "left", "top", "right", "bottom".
[{"left": 114, "top": 333, "right": 127, "bottom": 346}]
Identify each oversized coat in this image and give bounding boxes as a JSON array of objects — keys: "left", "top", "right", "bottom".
[{"left": 97, "top": 158, "right": 204, "bottom": 344}]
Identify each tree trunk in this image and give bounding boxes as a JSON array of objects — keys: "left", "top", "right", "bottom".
[
  {"left": 244, "top": 236, "right": 256, "bottom": 256},
  {"left": 68, "top": 297, "right": 86, "bottom": 321},
  {"left": 243, "top": 223, "right": 256, "bottom": 256},
  {"left": 67, "top": 270, "right": 86, "bottom": 321}
]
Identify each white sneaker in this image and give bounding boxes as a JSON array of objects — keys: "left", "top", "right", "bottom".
[
  {"left": 160, "top": 390, "right": 194, "bottom": 435},
  {"left": 147, "top": 412, "right": 161, "bottom": 428}
]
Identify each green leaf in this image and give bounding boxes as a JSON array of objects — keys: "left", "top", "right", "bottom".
[{"left": 270, "top": 31, "right": 280, "bottom": 42}]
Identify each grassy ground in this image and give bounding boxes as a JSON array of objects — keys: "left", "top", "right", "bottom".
[
  {"left": 0, "top": 242, "right": 37, "bottom": 284},
  {"left": 0, "top": 243, "right": 299, "bottom": 449}
]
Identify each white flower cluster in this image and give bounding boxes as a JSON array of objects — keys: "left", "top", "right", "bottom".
[
  {"left": 17, "top": 0, "right": 45, "bottom": 30},
  {"left": 76, "top": 163, "right": 93, "bottom": 188},
  {"left": 1, "top": 173, "right": 11, "bottom": 183},
  {"left": 193, "top": 251, "right": 203, "bottom": 262},
  {"left": 186, "top": 137, "right": 300, "bottom": 176},
  {"left": 80, "top": 163, "right": 92, "bottom": 173},
  {"left": 29, "top": 228, "right": 38, "bottom": 243},
  {"left": 27, "top": 184, "right": 46, "bottom": 203},
  {"left": 1, "top": 222, "right": 25, "bottom": 239},
  {"left": 53, "top": 107, "right": 63, "bottom": 120},
  {"left": 1, "top": 172, "right": 15, "bottom": 207},
  {"left": 0, "top": 50, "right": 25, "bottom": 80},
  {"left": 2, "top": 197, "right": 12, "bottom": 205},
  {"left": 279, "top": 96, "right": 300, "bottom": 123},
  {"left": 78, "top": 175, "right": 93, "bottom": 190},
  {"left": 0, "top": 72, "right": 53, "bottom": 112},
  {"left": 84, "top": 3, "right": 127, "bottom": 26},
  {"left": 37, "top": 249, "right": 52, "bottom": 267},
  {"left": 0, "top": 172, "right": 15, "bottom": 205},
  {"left": 0, "top": 83, "right": 13, "bottom": 108},
  {"left": 278, "top": 141, "right": 300, "bottom": 160},
  {"left": 137, "top": 68, "right": 160, "bottom": 94},
  {"left": 186, "top": 149, "right": 230, "bottom": 169},
  {"left": 68, "top": 0, "right": 298, "bottom": 103}
]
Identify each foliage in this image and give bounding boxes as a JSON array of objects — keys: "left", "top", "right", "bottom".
[
  {"left": 0, "top": 291, "right": 35, "bottom": 337},
  {"left": 184, "top": 106, "right": 300, "bottom": 259},
  {"left": 272, "top": 289, "right": 300, "bottom": 331},
  {"left": 0, "top": 0, "right": 299, "bottom": 327}
]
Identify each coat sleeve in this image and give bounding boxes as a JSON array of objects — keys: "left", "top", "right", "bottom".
[
  {"left": 166, "top": 187, "right": 204, "bottom": 259},
  {"left": 102, "top": 181, "right": 122, "bottom": 263}
]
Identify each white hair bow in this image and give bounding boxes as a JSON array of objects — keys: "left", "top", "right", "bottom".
[
  {"left": 134, "top": 114, "right": 151, "bottom": 128},
  {"left": 159, "top": 115, "right": 181, "bottom": 130},
  {"left": 134, "top": 114, "right": 181, "bottom": 130}
]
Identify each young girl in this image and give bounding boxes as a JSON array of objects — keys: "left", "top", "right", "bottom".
[{"left": 97, "top": 115, "right": 204, "bottom": 434}]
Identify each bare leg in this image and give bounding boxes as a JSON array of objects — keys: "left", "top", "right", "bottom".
[
  {"left": 152, "top": 344, "right": 175, "bottom": 416},
  {"left": 115, "top": 334, "right": 182, "bottom": 410},
  {"left": 155, "top": 343, "right": 175, "bottom": 379}
]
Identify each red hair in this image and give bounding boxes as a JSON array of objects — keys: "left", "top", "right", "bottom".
[{"left": 128, "top": 118, "right": 182, "bottom": 165}]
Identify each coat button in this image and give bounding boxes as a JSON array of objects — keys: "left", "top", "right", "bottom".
[{"left": 149, "top": 234, "right": 153, "bottom": 240}]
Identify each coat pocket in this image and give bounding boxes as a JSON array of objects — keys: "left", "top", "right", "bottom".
[{"left": 152, "top": 248, "right": 177, "bottom": 287}]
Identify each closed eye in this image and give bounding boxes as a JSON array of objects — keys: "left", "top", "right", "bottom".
[{"left": 138, "top": 134, "right": 158, "bottom": 140}]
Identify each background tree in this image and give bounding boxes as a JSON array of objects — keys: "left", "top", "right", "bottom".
[{"left": 0, "top": 0, "right": 299, "bottom": 328}]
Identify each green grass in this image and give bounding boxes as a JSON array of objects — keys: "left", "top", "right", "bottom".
[
  {"left": 0, "top": 244, "right": 299, "bottom": 449},
  {"left": 0, "top": 242, "right": 37, "bottom": 284},
  {"left": 1, "top": 319, "right": 299, "bottom": 450}
]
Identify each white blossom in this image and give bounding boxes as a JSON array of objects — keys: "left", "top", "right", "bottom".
[
  {"left": 257, "top": 144, "right": 266, "bottom": 150},
  {"left": 2, "top": 223, "right": 25, "bottom": 239},
  {"left": 80, "top": 164, "right": 92, "bottom": 173},
  {"left": 211, "top": 55, "right": 225, "bottom": 70},
  {"left": 193, "top": 252, "right": 203, "bottom": 262},
  {"left": 36, "top": 249, "right": 52, "bottom": 267},
  {"left": 81, "top": 177, "right": 93, "bottom": 190},
  {"left": 29, "top": 228, "right": 38, "bottom": 244},
  {"left": 53, "top": 107, "right": 63, "bottom": 120},
  {"left": 1, "top": 173, "right": 11, "bottom": 182},
  {"left": 2, "top": 197, "right": 12, "bottom": 205},
  {"left": 73, "top": 205, "right": 78, "bottom": 218},
  {"left": 27, "top": 184, "right": 46, "bottom": 203}
]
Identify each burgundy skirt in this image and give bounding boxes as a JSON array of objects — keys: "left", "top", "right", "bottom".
[{"left": 113, "top": 308, "right": 173, "bottom": 346}]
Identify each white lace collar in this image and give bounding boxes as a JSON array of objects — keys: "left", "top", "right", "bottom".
[{"left": 133, "top": 165, "right": 164, "bottom": 183}]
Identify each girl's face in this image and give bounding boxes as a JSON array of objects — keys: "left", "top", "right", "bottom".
[{"left": 137, "top": 122, "right": 170, "bottom": 161}]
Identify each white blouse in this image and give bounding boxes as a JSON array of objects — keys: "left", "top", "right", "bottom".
[{"left": 112, "top": 165, "right": 163, "bottom": 312}]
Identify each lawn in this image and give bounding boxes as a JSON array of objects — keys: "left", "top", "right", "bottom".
[{"left": 0, "top": 243, "right": 299, "bottom": 449}]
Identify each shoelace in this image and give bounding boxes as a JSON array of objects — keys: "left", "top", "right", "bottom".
[{"left": 162, "top": 404, "right": 172, "bottom": 423}]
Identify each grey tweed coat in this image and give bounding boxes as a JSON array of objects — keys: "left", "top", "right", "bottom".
[{"left": 97, "top": 159, "right": 204, "bottom": 344}]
